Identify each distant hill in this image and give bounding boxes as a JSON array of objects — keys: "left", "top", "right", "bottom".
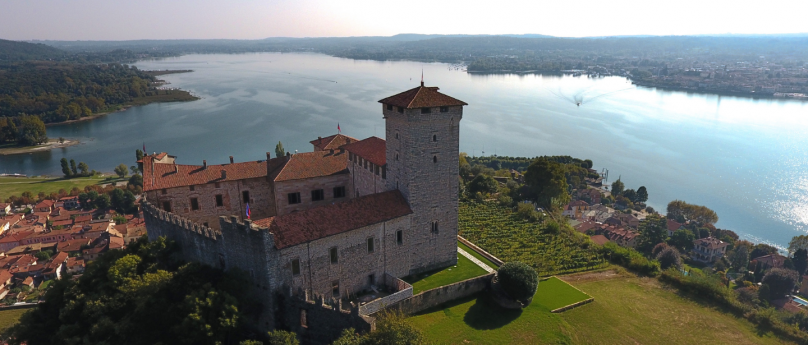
[{"left": 0, "top": 39, "right": 65, "bottom": 63}]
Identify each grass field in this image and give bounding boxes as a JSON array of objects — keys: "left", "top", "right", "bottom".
[
  {"left": 0, "top": 308, "right": 29, "bottom": 331},
  {"left": 533, "top": 277, "right": 591, "bottom": 311},
  {"left": 0, "top": 176, "right": 107, "bottom": 200},
  {"left": 403, "top": 253, "right": 488, "bottom": 294},
  {"left": 410, "top": 271, "right": 788, "bottom": 345},
  {"left": 457, "top": 242, "right": 499, "bottom": 269}
]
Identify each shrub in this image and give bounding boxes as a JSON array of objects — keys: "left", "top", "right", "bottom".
[
  {"left": 656, "top": 247, "right": 682, "bottom": 270},
  {"left": 651, "top": 243, "right": 669, "bottom": 256},
  {"left": 267, "top": 330, "right": 299, "bottom": 345},
  {"left": 497, "top": 262, "right": 539, "bottom": 302},
  {"left": 761, "top": 268, "right": 799, "bottom": 299},
  {"left": 601, "top": 242, "right": 660, "bottom": 276}
]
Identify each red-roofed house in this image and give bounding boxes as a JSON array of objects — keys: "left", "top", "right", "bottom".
[
  {"left": 692, "top": 237, "right": 730, "bottom": 263},
  {"left": 43, "top": 252, "right": 69, "bottom": 279},
  {"left": 66, "top": 257, "right": 85, "bottom": 274},
  {"left": 563, "top": 200, "right": 590, "bottom": 219},
  {"left": 142, "top": 83, "right": 468, "bottom": 330},
  {"left": 667, "top": 219, "right": 685, "bottom": 237}
]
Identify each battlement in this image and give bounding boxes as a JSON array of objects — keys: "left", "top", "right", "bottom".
[
  {"left": 219, "top": 215, "right": 276, "bottom": 249},
  {"left": 142, "top": 201, "right": 221, "bottom": 240}
]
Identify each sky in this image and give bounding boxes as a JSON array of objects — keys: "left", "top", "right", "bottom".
[{"left": 2, "top": 0, "right": 808, "bottom": 40}]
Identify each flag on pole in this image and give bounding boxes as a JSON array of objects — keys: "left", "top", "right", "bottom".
[
  {"left": 143, "top": 142, "right": 146, "bottom": 153},
  {"left": 246, "top": 203, "right": 251, "bottom": 219},
  {"left": 338, "top": 123, "right": 341, "bottom": 134}
]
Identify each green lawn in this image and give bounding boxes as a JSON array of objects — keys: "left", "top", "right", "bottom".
[
  {"left": 0, "top": 308, "right": 29, "bottom": 331},
  {"left": 457, "top": 242, "right": 499, "bottom": 269},
  {"left": 410, "top": 272, "right": 788, "bottom": 345},
  {"left": 533, "top": 277, "right": 591, "bottom": 311},
  {"left": 0, "top": 176, "right": 106, "bottom": 199},
  {"left": 403, "top": 254, "right": 488, "bottom": 294}
]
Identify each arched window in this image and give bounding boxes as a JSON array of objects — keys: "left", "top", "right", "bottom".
[
  {"left": 432, "top": 134, "right": 437, "bottom": 142},
  {"left": 396, "top": 153, "right": 399, "bottom": 161},
  {"left": 433, "top": 156, "right": 438, "bottom": 163}
]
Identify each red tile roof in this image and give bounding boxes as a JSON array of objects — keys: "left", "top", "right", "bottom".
[
  {"left": 694, "top": 236, "right": 729, "bottom": 250},
  {"left": 667, "top": 219, "right": 684, "bottom": 232},
  {"left": 310, "top": 134, "right": 358, "bottom": 151},
  {"left": 254, "top": 190, "right": 412, "bottom": 249},
  {"left": 378, "top": 85, "right": 468, "bottom": 109},
  {"left": 143, "top": 157, "right": 271, "bottom": 191},
  {"left": 342, "top": 137, "right": 386, "bottom": 166},
  {"left": 273, "top": 151, "right": 349, "bottom": 182},
  {"left": 590, "top": 235, "right": 609, "bottom": 245},
  {"left": 58, "top": 238, "right": 91, "bottom": 252}
]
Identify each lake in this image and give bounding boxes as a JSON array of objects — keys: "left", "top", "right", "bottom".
[{"left": 1, "top": 52, "right": 807, "bottom": 249}]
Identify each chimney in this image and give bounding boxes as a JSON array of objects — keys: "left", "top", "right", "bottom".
[
  {"left": 318, "top": 136, "right": 322, "bottom": 144},
  {"left": 203, "top": 160, "right": 207, "bottom": 169},
  {"left": 221, "top": 170, "right": 227, "bottom": 179},
  {"left": 266, "top": 152, "right": 271, "bottom": 160},
  {"left": 329, "top": 149, "right": 334, "bottom": 155},
  {"left": 174, "top": 165, "right": 178, "bottom": 174},
  {"left": 229, "top": 156, "right": 234, "bottom": 164},
  {"left": 286, "top": 152, "right": 291, "bottom": 157}
]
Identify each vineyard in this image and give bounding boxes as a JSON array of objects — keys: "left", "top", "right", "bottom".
[{"left": 459, "top": 202, "right": 607, "bottom": 276}]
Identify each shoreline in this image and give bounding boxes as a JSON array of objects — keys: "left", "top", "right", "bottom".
[
  {"left": 46, "top": 89, "right": 199, "bottom": 128},
  {"left": 0, "top": 139, "right": 80, "bottom": 156},
  {"left": 45, "top": 106, "right": 134, "bottom": 127}
]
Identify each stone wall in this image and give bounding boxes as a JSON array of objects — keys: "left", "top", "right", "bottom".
[
  {"left": 274, "top": 174, "right": 352, "bottom": 216},
  {"left": 348, "top": 154, "right": 386, "bottom": 198},
  {"left": 383, "top": 104, "right": 463, "bottom": 275},
  {"left": 384, "top": 273, "right": 494, "bottom": 316},
  {"left": 145, "top": 176, "right": 276, "bottom": 230},
  {"left": 278, "top": 292, "right": 374, "bottom": 345},
  {"left": 358, "top": 274, "right": 413, "bottom": 316}
]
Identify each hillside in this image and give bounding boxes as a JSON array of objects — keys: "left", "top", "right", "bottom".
[{"left": 0, "top": 39, "right": 65, "bottom": 63}]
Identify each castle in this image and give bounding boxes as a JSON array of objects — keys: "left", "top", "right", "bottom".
[{"left": 141, "top": 83, "right": 466, "bottom": 335}]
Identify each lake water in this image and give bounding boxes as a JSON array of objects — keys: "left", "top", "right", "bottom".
[{"left": 1, "top": 53, "right": 807, "bottom": 249}]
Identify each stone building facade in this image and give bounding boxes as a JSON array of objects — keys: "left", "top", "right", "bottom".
[{"left": 142, "top": 83, "right": 467, "bottom": 338}]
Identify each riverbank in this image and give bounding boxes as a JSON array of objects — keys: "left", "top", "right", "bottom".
[
  {"left": 0, "top": 139, "right": 80, "bottom": 156},
  {"left": 46, "top": 90, "right": 199, "bottom": 127}
]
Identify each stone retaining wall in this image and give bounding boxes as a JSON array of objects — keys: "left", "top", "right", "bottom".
[
  {"left": 458, "top": 235, "right": 504, "bottom": 267},
  {"left": 358, "top": 274, "right": 413, "bottom": 316},
  {"left": 383, "top": 273, "right": 494, "bottom": 316}
]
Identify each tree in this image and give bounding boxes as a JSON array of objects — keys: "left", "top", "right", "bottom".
[
  {"left": 750, "top": 243, "right": 779, "bottom": 260},
  {"left": 60, "top": 158, "right": 71, "bottom": 177},
  {"left": 583, "top": 159, "right": 593, "bottom": 169},
  {"left": 794, "top": 249, "right": 808, "bottom": 276},
  {"left": 789, "top": 235, "right": 808, "bottom": 255},
  {"left": 130, "top": 165, "right": 139, "bottom": 175},
  {"left": 622, "top": 189, "right": 637, "bottom": 202},
  {"left": 115, "top": 163, "right": 129, "bottom": 178},
  {"left": 275, "top": 141, "right": 285, "bottom": 158},
  {"left": 466, "top": 174, "right": 498, "bottom": 196},
  {"left": 669, "top": 229, "right": 696, "bottom": 252},
  {"left": 136, "top": 149, "right": 144, "bottom": 162},
  {"left": 267, "top": 330, "right": 299, "bottom": 345},
  {"left": 497, "top": 261, "right": 539, "bottom": 303},
  {"left": 128, "top": 174, "right": 143, "bottom": 189},
  {"left": 666, "top": 200, "right": 718, "bottom": 224},
  {"left": 638, "top": 214, "right": 668, "bottom": 253},
  {"left": 761, "top": 268, "right": 799, "bottom": 298},
  {"left": 58, "top": 137, "right": 65, "bottom": 144},
  {"left": 651, "top": 243, "right": 669, "bottom": 256},
  {"left": 70, "top": 159, "right": 77, "bottom": 176},
  {"left": 524, "top": 158, "right": 570, "bottom": 209},
  {"left": 636, "top": 186, "right": 648, "bottom": 203},
  {"left": 95, "top": 194, "right": 110, "bottom": 209},
  {"left": 656, "top": 247, "right": 682, "bottom": 270},
  {"left": 34, "top": 251, "right": 51, "bottom": 261},
  {"left": 730, "top": 245, "right": 750, "bottom": 272},
  {"left": 611, "top": 178, "right": 624, "bottom": 196},
  {"left": 16, "top": 114, "right": 47, "bottom": 146},
  {"left": 78, "top": 162, "right": 89, "bottom": 176}
]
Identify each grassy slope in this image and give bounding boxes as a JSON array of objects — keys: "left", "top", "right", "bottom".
[
  {"left": 403, "top": 253, "right": 487, "bottom": 294},
  {"left": 0, "top": 176, "right": 106, "bottom": 199},
  {"left": 560, "top": 274, "right": 784, "bottom": 345},
  {"left": 411, "top": 272, "right": 787, "bottom": 345},
  {"left": 0, "top": 308, "right": 29, "bottom": 331},
  {"left": 534, "top": 277, "right": 591, "bottom": 310}
]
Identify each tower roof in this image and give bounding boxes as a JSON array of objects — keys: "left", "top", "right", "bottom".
[
  {"left": 310, "top": 134, "right": 358, "bottom": 151},
  {"left": 342, "top": 136, "right": 386, "bottom": 166},
  {"left": 378, "top": 85, "right": 468, "bottom": 109}
]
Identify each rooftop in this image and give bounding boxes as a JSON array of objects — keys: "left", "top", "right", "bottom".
[
  {"left": 342, "top": 136, "right": 386, "bottom": 166},
  {"left": 254, "top": 190, "right": 412, "bottom": 249},
  {"left": 378, "top": 85, "right": 468, "bottom": 109},
  {"left": 310, "top": 134, "right": 358, "bottom": 151},
  {"left": 272, "top": 151, "right": 349, "bottom": 182}
]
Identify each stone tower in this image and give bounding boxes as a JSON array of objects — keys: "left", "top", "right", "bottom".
[{"left": 379, "top": 82, "right": 468, "bottom": 274}]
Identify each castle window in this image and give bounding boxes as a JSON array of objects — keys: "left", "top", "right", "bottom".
[
  {"left": 386, "top": 104, "right": 393, "bottom": 111},
  {"left": 375, "top": 166, "right": 380, "bottom": 176},
  {"left": 288, "top": 192, "right": 301, "bottom": 204},
  {"left": 431, "top": 221, "right": 439, "bottom": 234},
  {"left": 300, "top": 309, "right": 307, "bottom": 328},
  {"left": 382, "top": 166, "right": 386, "bottom": 179},
  {"left": 367, "top": 237, "right": 374, "bottom": 253},
  {"left": 395, "top": 132, "right": 399, "bottom": 139},
  {"left": 421, "top": 107, "right": 431, "bottom": 114},
  {"left": 162, "top": 201, "right": 171, "bottom": 212},
  {"left": 161, "top": 189, "right": 167, "bottom": 195},
  {"left": 292, "top": 259, "right": 300, "bottom": 276},
  {"left": 203, "top": 222, "right": 209, "bottom": 227},
  {"left": 312, "top": 189, "right": 324, "bottom": 201},
  {"left": 333, "top": 186, "right": 346, "bottom": 198},
  {"left": 395, "top": 153, "right": 399, "bottom": 161},
  {"left": 433, "top": 156, "right": 438, "bottom": 163},
  {"left": 349, "top": 153, "right": 353, "bottom": 160},
  {"left": 190, "top": 198, "right": 199, "bottom": 211},
  {"left": 330, "top": 247, "right": 339, "bottom": 264},
  {"left": 397, "top": 106, "right": 403, "bottom": 113},
  {"left": 218, "top": 253, "right": 226, "bottom": 269},
  {"left": 332, "top": 280, "right": 340, "bottom": 297},
  {"left": 242, "top": 191, "right": 250, "bottom": 204},
  {"left": 364, "top": 160, "right": 368, "bottom": 169},
  {"left": 440, "top": 106, "right": 449, "bottom": 113},
  {"left": 397, "top": 230, "right": 403, "bottom": 245},
  {"left": 215, "top": 194, "right": 224, "bottom": 207},
  {"left": 215, "top": 182, "right": 220, "bottom": 188},
  {"left": 433, "top": 134, "right": 437, "bottom": 142},
  {"left": 189, "top": 185, "right": 195, "bottom": 192}
]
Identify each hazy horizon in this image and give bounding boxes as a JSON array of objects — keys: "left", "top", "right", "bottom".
[{"left": 4, "top": 0, "right": 808, "bottom": 41}]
